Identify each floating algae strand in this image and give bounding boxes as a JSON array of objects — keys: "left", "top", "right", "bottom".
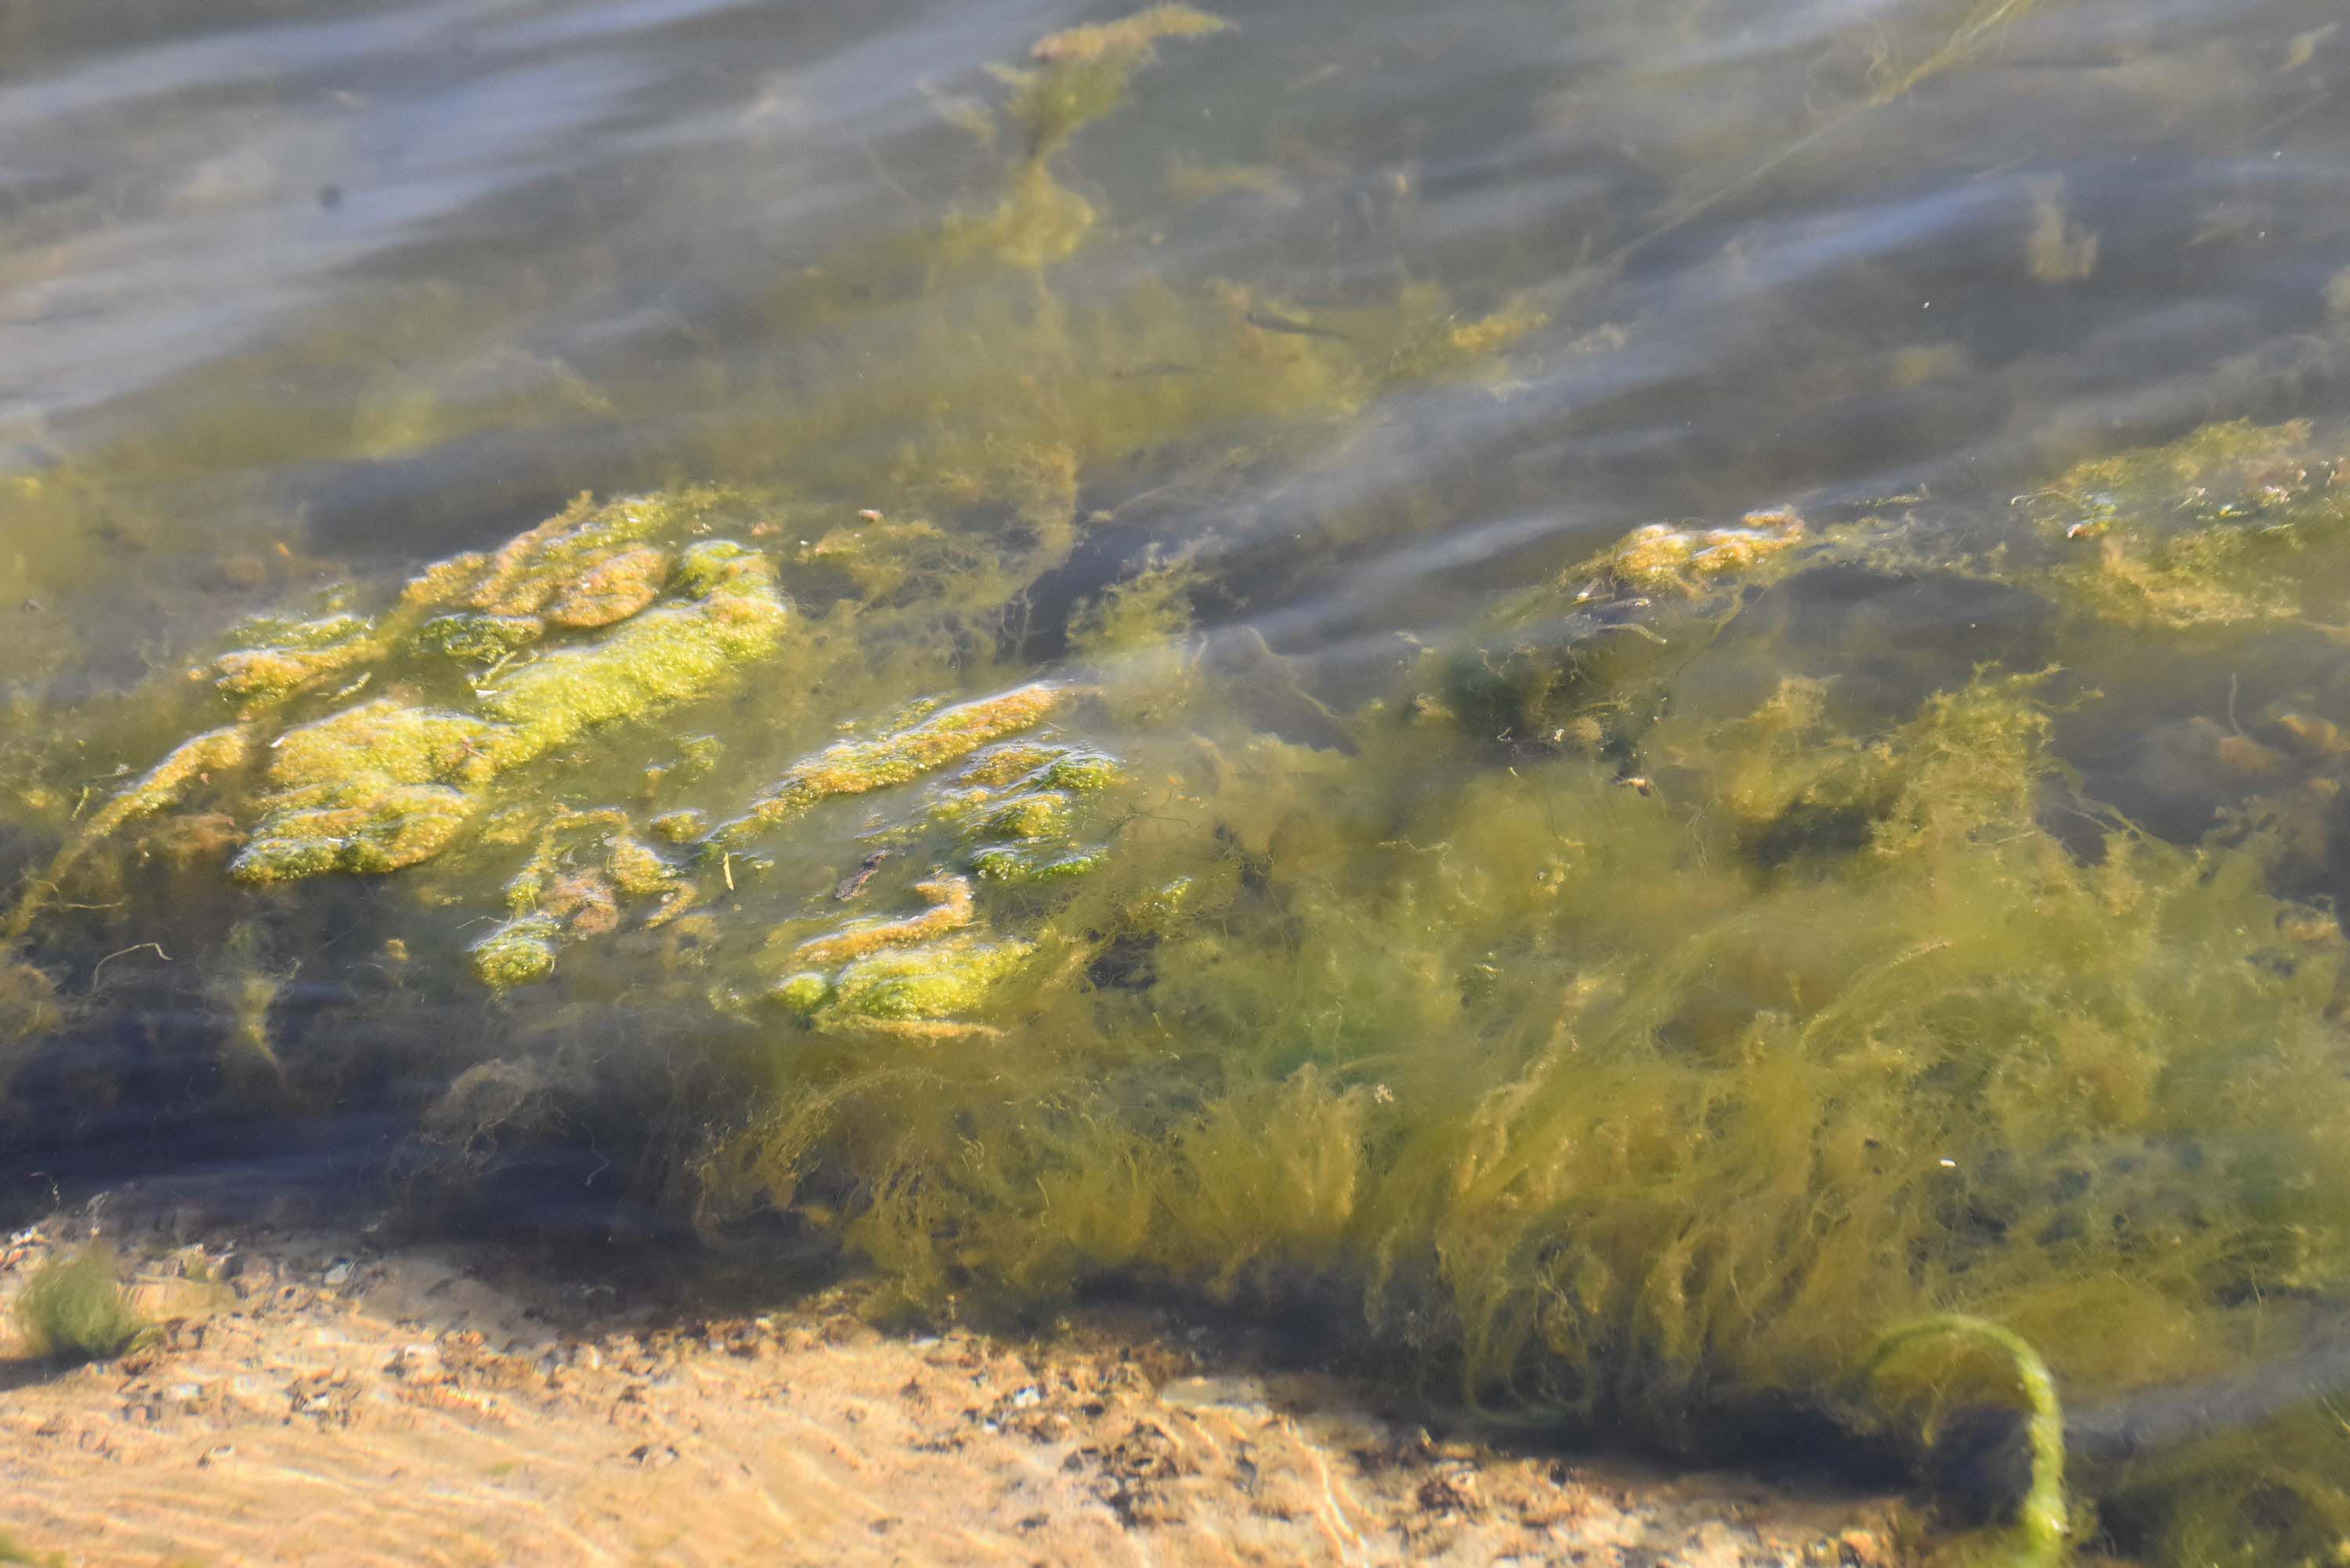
[
  {"left": 1858, "top": 1317, "right": 2070, "bottom": 1568},
  {"left": 7, "top": 9, "right": 2350, "bottom": 1562}
]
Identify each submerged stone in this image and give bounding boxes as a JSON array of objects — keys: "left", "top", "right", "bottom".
[
  {"left": 470, "top": 914, "right": 560, "bottom": 988},
  {"left": 475, "top": 544, "right": 789, "bottom": 761},
  {"left": 224, "top": 537, "right": 786, "bottom": 886},
  {"left": 830, "top": 934, "right": 1033, "bottom": 1023}
]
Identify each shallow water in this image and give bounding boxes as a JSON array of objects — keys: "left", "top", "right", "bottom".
[{"left": 6, "top": 1, "right": 2350, "bottom": 1561}]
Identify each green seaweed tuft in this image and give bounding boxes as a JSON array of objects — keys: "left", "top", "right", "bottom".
[{"left": 13, "top": 1245, "right": 150, "bottom": 1364}]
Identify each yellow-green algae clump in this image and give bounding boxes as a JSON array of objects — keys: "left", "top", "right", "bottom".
[
  {"left": 228, "top": 531, "right": 787, "bottom": 885},
  {"left": 710, "top": 684, "right": 1065, "bottom": 846},
  {"left": 741, "top": 692, "right": 1124, "bottom": 1035},
  {"left": 2023, "top": 419, "right": 2350, "bottom": 629}
]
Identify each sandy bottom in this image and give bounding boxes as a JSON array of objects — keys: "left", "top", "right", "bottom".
[{"left": 0, "top": 1183, "right": 1906, "bottom": 1567}]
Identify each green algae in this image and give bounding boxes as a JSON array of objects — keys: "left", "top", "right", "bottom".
[
  {"left": 3, "top": 12, "right": 2345, "bottom": 1560},
  {"left": 692, "top": 537, "right": 2350, "bottom": 1564},
  {"left": 830, "top": 935, "right": 1035, "bottom": 1028},
  {"left": 224, "top": 527, "right": 786, "bottom": 886},
  {"left": 233, "top": 701, "right": 494, "bottom": 883},
  {"left": 10, "top": 309, "right": 2350, "bottom": 1568},
  {"left": 1858, "top": 1317, "right": 2070, "bottom": 1568},
  {"left": 711, "top": 684, "right": 1065, "bottom": 847},
  {"left": 473, "top": 543, "right": 788, "bottom": 759},
  {"left": 471, "top": 915, "right": 560, "bottom": 989},
  {"left": 970, "top": 846, "right": 1107, "bottom": 884},
  {"left": 2021, "top": 420, "right": 2350, "bottom": 630},
  {"left": 12, "top": 1245, "right": 150, "bottom": 1364},
  {"left": 1004, "top": 5, "right": 1228, "bottom": 158},
  {"left": 209, "top": 612, "right": 379, "bottom": 701},
  {"left": 728, "top": 700, "right": 1135, "bottom": 1032},
  {"left": 18, "top": 403, "right": 2350, "bottom": 1568}
]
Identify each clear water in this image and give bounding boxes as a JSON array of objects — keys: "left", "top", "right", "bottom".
[{"left": 5, "top": 2, "right": 2350, "bottom": 1560}]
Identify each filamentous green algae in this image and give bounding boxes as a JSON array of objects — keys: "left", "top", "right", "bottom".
[{"left": 10, "top": 6, "right": 2350, "bottom": 1559}]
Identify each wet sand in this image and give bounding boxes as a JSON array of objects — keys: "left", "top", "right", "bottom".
[{"left": 1, "top": 1186, "right": 1904, "bottom": 1567}]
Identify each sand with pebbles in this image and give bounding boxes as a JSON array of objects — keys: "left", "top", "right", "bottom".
[{"left": 0, "top": 1184, "right": 1905, "bottom": 1568}]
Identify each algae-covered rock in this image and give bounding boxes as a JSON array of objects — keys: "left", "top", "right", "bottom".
[
  {"left": 233, "top": 701, "right": 496, "bottom": 883},
  {"left": 475, "top": 542, "right": 787, "bottom": 759},
  {"left": 712, "top": 684, "right": 1065, "bottom": 846},
  {"left": 830, "top": 935, "right": 1034, "bottom": 1028},
  {"left": 214, "top": 519, "right": 787, "bottom": 887},
  {"left": 210, "top": 612, "right": 378, "bottom": 701},
  {"left": 467, "top": 809, "right": 698, "bottom": 987},
  {"left": 470, "top": 915, "right": 560, "bottom": 988},
  {"left": 1589, "top": 508, "right": 1807, "bottom": 595},
  {"left": 789, "top": 876, "right": 975, "bottom": 967},
  {"left": 735, "top": 697, "right": 1131, "bottom": 1034},
  {"left": 1432, "top": 508, "right": 1820, "bottom": 759}
]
